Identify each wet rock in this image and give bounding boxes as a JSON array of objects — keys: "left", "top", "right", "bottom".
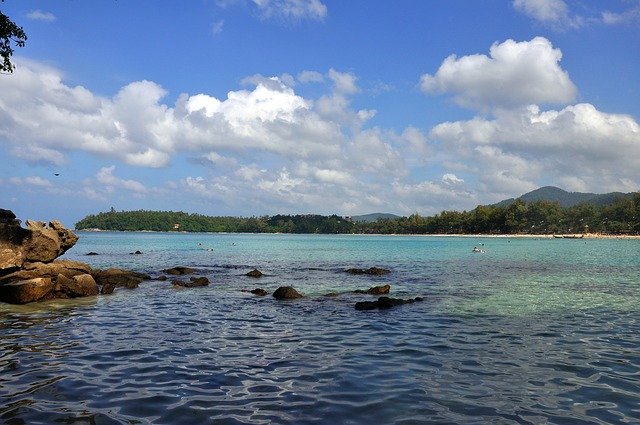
[
  {"left": 246, "top": 268, "right": 263, "bottom": 278},
  {"left": 353, "top": 284, "right": 391, "bottom": 295},
  {"left": 355, "top": 296, "right": 424, "bottom": 311},
  {"left": 130, "top": 250, "right": 143, "bottom": 255},
  {"left": 92, "top": 268, "right": 150, "bottom": 289},
  {"left": 345, "top": 267, "right": 390, "bottom": 276},
  {"left": 172, "top": 276, "right": 209, "bottom": 288},
  {"left": 250, "top": 288, "right": 268, "bottom": 296},
  {"left": 163, "top": 266, "right": 196, "bottom": 275},
  {"left": 0, "top": 277, "right": 54, "bottom": 304},
  {"left": 1, "top": 260, "right": 92, "bottom": 283},
  {"left": 101, "top": 283, "right": 116, "bottom": 295},
  {"left": 157, "top": 275, "right": 167, "bottom": 281},
  {"left": 273, "top": 286, "right": 303, "bottom": 300},
  {"left": 86, "top": 252, "right": 99, "bottom": 256}
]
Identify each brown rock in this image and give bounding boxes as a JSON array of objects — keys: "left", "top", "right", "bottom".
[
  {"left": 0, "top": 277, "right": 54, "bottom": 304},
  {"left": 1, "top": 260, "right": 92, "bottom": 283},
  {"left": 273, "top": 286, "right": 303, "bottom": 300},
  {"left": 345, "top": 267, "right": 390, "bottom": 276},
  {"left": 92, "top": 268, "right": 149, "bottom": 289},
  {"left": 22, "top": 220, "right": 78, "bottom": 263},
  {"left": 250, "top": 288, "right": 268, "bottom": 296},
  {"left": 163, "top": 266, "right": 196, "bottom": 275},
  {"left": 354, "top": 284, "right": 391, "bottom": 295},
  {"left": 56, "top": 273, "right": 98, "bottom": 298}
]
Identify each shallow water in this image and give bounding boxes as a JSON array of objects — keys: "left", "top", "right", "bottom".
[{"left": 1, "top": 233, "right": 639, "bottom": 423}]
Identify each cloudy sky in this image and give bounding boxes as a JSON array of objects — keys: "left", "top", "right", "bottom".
[{"left": 1, "top": 0, "right": 639, "bottom": 225}]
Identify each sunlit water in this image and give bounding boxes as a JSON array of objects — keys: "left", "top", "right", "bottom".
[{"left": 1, "top": 233, "right": 639, "bottom": 424}]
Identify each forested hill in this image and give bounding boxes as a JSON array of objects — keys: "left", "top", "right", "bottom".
[{"left": 76, "top": 191, "right": 640, "bottom": 235}]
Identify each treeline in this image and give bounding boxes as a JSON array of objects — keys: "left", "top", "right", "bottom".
[{"left": 75, "top": 193, "right": 640, "bottom": 235}]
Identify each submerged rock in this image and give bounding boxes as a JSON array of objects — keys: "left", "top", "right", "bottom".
[
  {"left": 273, "top": 286, "right": 303, "bottom": 300},
  {"left": 345, "top": 267, "right": 390, "bottom": 276},
  {"left": 163, "top": 266, "right": 196, "bottom": 275},
  {"left": 353, "top": 284, "right": 390, "bottom": 295},
  {"left": 246, "top": 268, "right": 263, "bottom": 278},
  {"left": 172, "top": 276, "right": 209, "bottom": 288},
  {"left": 355, "top": 296, "right": 424, "bottom": 311},
  {"left": 92, "top": 268, "right": 150, "bottom": 290},
  {"left": 250, "top": 288, "right": 268, "bottom": 296}
]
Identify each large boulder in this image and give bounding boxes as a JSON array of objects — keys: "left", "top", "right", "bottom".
[
  {"left": 22, "top": 220, "right": 78, "bottom": 263},
  {"left": 1, "top": 260, "right": 92, "bottom": 283},
  {"left": 273, "top": 286, "right": 303, "bottom": 300},
  {"left": 0, "top": 277, "right": 54, "bottom": 304},
  {"left": 56, "top": 274, "right": 99, "bottom": 298},
  {"left": 1, "top": 211, "right": 78, "bottom": 273}
]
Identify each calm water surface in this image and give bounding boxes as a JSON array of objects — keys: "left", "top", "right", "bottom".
[{"left": 1, "top": 233, "right": 639, "bottom": 424}]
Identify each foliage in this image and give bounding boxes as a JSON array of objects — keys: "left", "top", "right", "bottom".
[
  {"left": 75, "top": 193, "right": 640, "bottom": 235},
  {"left": 0, "top": 6, "right": 27, "bottom": 73}
]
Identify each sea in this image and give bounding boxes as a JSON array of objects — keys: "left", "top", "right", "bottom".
[{"left": 1, "top": 232, "right": 639, "bottom": 424}]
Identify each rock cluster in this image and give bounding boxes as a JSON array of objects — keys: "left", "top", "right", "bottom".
[
  {"left": 345, "top": 267, "right": 390, "bottom": 275},
  {"left": 0, "top": 209, "right": 148, "bottom": 304}
]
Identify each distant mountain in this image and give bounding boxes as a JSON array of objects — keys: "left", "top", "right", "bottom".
[
  {"left": 350, "top": 213, "right": 401, "bottom": 223},
  {"left": 495, "top": 186, "right": 631, "bottom": 208}
]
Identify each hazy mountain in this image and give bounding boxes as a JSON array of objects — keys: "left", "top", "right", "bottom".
[
  {"left": 350, "top": 213, "right": 401, "bottom": 222},
  {"left": 495, "top": 186, "right": 631, "bottom": 208}
]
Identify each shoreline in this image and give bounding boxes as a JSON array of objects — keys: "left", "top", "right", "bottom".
[{"left": 75, "top": 229, "right": 640, "bottom": 239}]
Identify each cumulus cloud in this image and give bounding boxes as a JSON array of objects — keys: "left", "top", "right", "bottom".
[
  {"left": 430, "top": 103, "right": 640, "bottom": 195},
  {"left": 252, "top": 0, "right": 327, "bottom": 21},
  {"left": 420, "top": 37, "right": 577, "bottom": 109},
  {"left": 26, "top": 10, "right": 56, "bottom": 22}
]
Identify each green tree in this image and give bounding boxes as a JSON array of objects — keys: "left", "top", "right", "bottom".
[{"left": 1, "top": 4, "right": 27, "bottom": 73}]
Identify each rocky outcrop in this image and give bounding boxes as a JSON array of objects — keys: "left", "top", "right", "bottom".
[
  {"left": 0, "top": 210, "right": 147, "bottom": 304},
  {"left": 273, "top": 286, "right": 303, "bottom": 300},
  {"left": 355, "top": 296, "right": 424, "bottom": 311},
  {"left": 345, "top": 267, "right": 390, "bottom": 276}
]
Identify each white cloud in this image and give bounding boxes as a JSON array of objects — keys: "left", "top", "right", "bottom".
[
  {"left": 252, "top": 0, "right": 327, "bottom": 21},
  {"left": 211, "top": 20, "right": 225, "bottom": 35},
  {"left": 96, "top": 166, "right": 148, "bottom": 193},
  {"left": 8, "top": 176, "right": 53, "bottom": 188},
  {"left": 429, "top": 103, "right": 640, "bottom": 195},
  {"left": 602, "top": 6, "right": 640, "bottom": 25},
  {"left": 512, "top": 0, "right": 584, "bottom": 28},
  {"left": 26, "top": 10, "right": 56, "bottom": 22},
  {"left": 298, "top": 70, "right": 324, "bottom": 84},
  {"left": 420, "top": 37, "right": 577, "bottom": 110},
  {"left": 442, "top": 173, "right": 464, "bottom": 185}
]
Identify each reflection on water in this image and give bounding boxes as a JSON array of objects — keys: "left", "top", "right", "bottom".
[{"left": 1, "top": 234, "right": 639, "bottom": 423}]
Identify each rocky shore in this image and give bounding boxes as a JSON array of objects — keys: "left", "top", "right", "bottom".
[
  {"left": 1, "top": 209, "right": 424, "bottom": 310},
  {"left": 0, "top": 209, "right": 148, "bottom": 304}
]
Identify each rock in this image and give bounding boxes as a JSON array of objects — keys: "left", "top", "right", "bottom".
[
  {"left": 0, "top": 277, "right": 54, "bottom": 304},
  {"left": 1, "top": 260, "right": 92, "bottom": 283},
  {"left": 163, "top": 266, "right": 196, "bottom": 275},
  {"left": 353, "top": 284, "right": 391, "bottom": 295},
  {"left": 273, "top": 286, "right": 303, "bottom": 300},
  {"left": 92, "top": 268, "right": 150, "bottom": 289},
  {"left": 246, "top": 268, "right": 263, "bottom": 278},
  {"left": 130, "top": 250, "right": 143, "bottom": 255},
  {"left": 250, "top": 288, "right": 268, "bottom": 296},
  {"left": 86, "top": 252, "right": 99, "bottom": 256},
  {"left": 354, "top": 296, "right": 424, "bottom": 311},
  {"left": 101, "top": 283, "right": 116, "bottom": 295},
  {"left": 172, "top": 276, "right": 209, "bottom": 288},
  {"left": 22, "top": 219, "right": 78, "bottom": 263},
  {"left": 1, "top": 212, "right": 78, "bottom": 273},
  {"left": 56, "top": 273, "right": 99, "bottom": 298},
  {"left": 345, "top": 267, "right": 390, "bottom": 276},
  {"left": 157, "top": 275, "right": 167, "bottom": 281}
]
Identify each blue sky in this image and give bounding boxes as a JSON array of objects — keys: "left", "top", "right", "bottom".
[{"left": 1, "top": 0, "right": 639, "bottom": 226}]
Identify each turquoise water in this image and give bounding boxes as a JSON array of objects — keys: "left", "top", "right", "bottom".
[{"left": 1, "top": 233, "right": 639, "bottom": 423}]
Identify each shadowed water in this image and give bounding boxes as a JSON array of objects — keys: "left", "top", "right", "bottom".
[{"left": 1, "top": 233, "right": 639, "bottom": 423}]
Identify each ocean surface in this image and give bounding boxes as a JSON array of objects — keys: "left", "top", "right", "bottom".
[{"left": 1, "top": 232, "right": 639, "bottom": 424}]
